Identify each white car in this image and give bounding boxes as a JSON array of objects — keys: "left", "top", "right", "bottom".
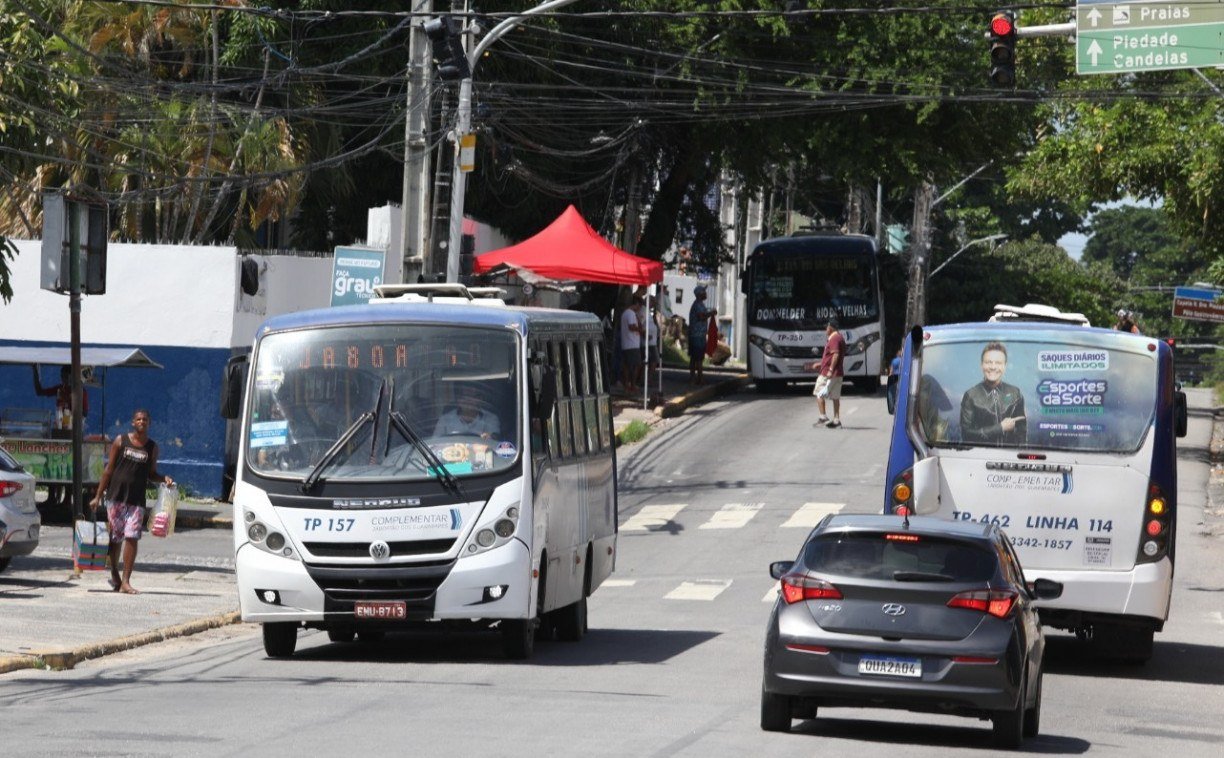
[{"left": 0, "top": 444, "right": 40, "bottom": 573}]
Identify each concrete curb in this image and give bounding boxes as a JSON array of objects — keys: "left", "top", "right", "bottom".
[
  {"left": 0, "top": 611, "right": 241, "bottom": 674},
  {"left": 657, "top": 374, "right": 751, "bottom": 419},
  {"left": 175, "top": 511, "right": 233, "bottom": 530}
]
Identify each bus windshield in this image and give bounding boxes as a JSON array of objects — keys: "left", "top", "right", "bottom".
[
  {"left": 245, "top": 324, "right": 520, "bottom": 481},
  {"left": 915, "top": 334, "right": 1157, "bottom": 454},
  {"left": 749, "top": 252, "right": 878, "bottom": 328}
]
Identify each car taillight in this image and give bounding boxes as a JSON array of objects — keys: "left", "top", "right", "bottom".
[
  {"left": 0, "top": 481, "right": 23, "bottom": 498},
  {"left": 1137, "top": 480, "right": 1172, "bottom": 563},
  {"left": 780, "top": 574, "right": 843, "bottom": 604},
  {"left": 947, "top": 589, "right": 1017, "bottom": 619}
]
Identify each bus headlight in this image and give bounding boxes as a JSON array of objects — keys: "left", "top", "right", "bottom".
[
  {"left": 461, "top": 503, "right": 521, "bottom": 558},
  {"left": 844, "top": 331, "right": 881, "bottom": 356},
  {"left": 242, "top": 509, "right": 299, "bottom": 561},
  {"left": 748, "top": 334, "right": 778, "bottom": 356}
]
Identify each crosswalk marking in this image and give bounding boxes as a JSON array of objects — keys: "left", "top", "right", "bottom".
[
  {"left": 601, "top": 579, "right": 637, "bottom": 588},
  {"left": 665, "top": 580, "right": 732, "bottom": 601},
  {"left": 762, "top": 585, "right": 780, "bottom": 603},
  {"left": 621, "top": 504, "right": 687, "bottom": 532},
  {"left": 698, "top": 502, "right": 763, "bottom": 530},
  {"left": 781, "top": 502, "right": 845, "bottom": 529}
]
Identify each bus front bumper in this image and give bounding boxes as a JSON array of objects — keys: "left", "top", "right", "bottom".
[
  {"left": 1029, "top": 557, "right": 1172, "bottom": 625},
  {"left": 236, "top": 538, "right": 531, "bottom": 623}
]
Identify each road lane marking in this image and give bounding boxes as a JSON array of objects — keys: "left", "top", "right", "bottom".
[
  {"left": 621, "top": 504, "right": 687, "bottom": 532},
  {"left": 665, "top": 579, "right": 732, "bottom": 601},
  {"left": 601, "top": 579, "right": 637, "bottom": 588},
  {"left": 763, "top": 585, "right": 780, "bottom": 603},
  {"left": 699, "top": 502, "right": 764, "bottom": 530},
  {"left": 781, "top": 502, "right": 845, "bottom": 528}
]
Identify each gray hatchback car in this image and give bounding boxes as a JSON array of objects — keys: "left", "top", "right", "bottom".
[{"left": 762, "top": 514, "right": 1062, "bottom": 748}]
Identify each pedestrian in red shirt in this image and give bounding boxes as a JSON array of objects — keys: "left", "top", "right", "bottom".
[{"left": 806, "top": 319, "right": 845, "bottom": 428}]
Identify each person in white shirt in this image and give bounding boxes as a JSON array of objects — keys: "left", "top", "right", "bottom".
[
  {"left": 619, "top": 297, "right": 644, "bottom": 394},
  {"left": 433, "top": 386, "right": 500, "bottom": 439}
]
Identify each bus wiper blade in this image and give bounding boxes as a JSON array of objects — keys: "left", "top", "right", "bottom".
[
  {"left": 300, "top": 411, "right": 375, "bottom": 493},
  {"left": 389, "top": 410, "right": 464, "bottom": 497},
  {"left": 892, "top": 571, "right": 955, "bottom": 582}
]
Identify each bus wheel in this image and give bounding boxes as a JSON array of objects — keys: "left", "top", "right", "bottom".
[
  {"left": 555, "top": 597, "right": 587, "bottom": 642},
  {"left": 262, "top": 623, "right": 297, "bottom": 658},
  {"left": 501, "top": 619, "right": 536, "bottom": 660},
  {"left": 327, "top": 627, "right": 355, "bottom": 644}
]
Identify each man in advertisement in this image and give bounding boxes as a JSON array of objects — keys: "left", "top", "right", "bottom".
[{"left": 960, "top": 341, "right": 1027, "bottom": 446}]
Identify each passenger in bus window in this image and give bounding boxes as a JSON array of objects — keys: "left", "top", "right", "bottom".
[
  {"left": 959, "top": 341, "right": 1027, "bottom": 446},
  {"left": 433, "top": 384, "right": 500, "bottom": 439}
]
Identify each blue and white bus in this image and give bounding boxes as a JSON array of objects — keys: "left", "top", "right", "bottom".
[
  {"left": 221, "top": 284, "right": 617, "bottom": 659},
  {"left": 741, "top": 233, "right": 884, "bottom": 392},
  {"left": 885, "top": 322, "right": 1187, "bottom": 661}
]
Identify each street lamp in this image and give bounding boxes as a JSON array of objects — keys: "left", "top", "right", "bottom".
[
  {"left": 444, "top": 0, "right": 585, "bottom": 283},
  {"left": 929, "top": 234, "right": 1008, "bottom": 279}
]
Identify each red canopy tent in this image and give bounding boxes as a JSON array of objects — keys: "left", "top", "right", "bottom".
[{"left": 473, "top": 205, "right": 663, "bottom": 285}]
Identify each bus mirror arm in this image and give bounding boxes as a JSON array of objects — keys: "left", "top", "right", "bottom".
[{"left": 903, "top": 326, "right": 930, "bottom": 460}]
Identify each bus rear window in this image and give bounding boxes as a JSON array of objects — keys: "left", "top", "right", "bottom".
[
  {"left": 915, "top": 337, "right": 1157, "bottom": 453},
  {"left": 803, "top": 534, "right": 997, "bottom": 582}
]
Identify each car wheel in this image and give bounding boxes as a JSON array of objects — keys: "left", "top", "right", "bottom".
[
  {"left": 760, "top": 687, "right": 792, "bottom": 733},
  {"left": 991, "top": 676, "right": 1026, "bottom": 749},
  {"left": 1023, "top": 671, "right": 1042, "bottom": 738},
  {"left": 327, "top": 627, "right": 355, "bottom": 644},
  {"left": 554, "top": 597, "right": 587, "bottom": 642},
  {"left": 262, "top": 622, "right": 297, "bottom": 658}
]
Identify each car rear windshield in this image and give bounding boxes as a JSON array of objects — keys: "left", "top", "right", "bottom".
[
  {"left": 0, "top": 447, "right": 21, "bottom": 472},
  {"left": 803, "top": 533, "right": 998, "bottom": 582}
]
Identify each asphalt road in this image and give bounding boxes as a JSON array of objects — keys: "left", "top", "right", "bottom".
[{"left": 1, "top": 387, "right": 1222, "bottom": 757}]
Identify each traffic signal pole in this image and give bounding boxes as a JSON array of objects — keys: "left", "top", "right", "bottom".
[{"left": 443, "top": 0, "right": 585, "bottom": 283}]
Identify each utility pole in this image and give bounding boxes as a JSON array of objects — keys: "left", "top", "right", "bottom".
[
  {"left": 443, "top": 0, "right": 585, "bottom": 282},
  {"left": 400, "top": 1, "right": 433, "bottom": 284},
  {"left": 903, "top": 180, "right": 936, "bottom": 334}
]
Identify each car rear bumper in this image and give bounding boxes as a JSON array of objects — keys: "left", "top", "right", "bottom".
[{"left": 765, "top": 643, "right": 1021, "bottom": 713}]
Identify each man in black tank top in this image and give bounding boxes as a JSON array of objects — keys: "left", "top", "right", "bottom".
[{"left": 90, "top": 410, "right": 174, "bottom": 594}]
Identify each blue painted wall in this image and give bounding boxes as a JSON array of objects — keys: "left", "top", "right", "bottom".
[{"left": 0, "top": 339, "right": 229, "bottom": 497}]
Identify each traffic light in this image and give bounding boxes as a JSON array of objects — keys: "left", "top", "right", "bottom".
[
  {"left": 988, "top": 11, "right": 1017, "bottom": 87},
  {"left": 424, "top": 16, "right": 471, "bottom": 82}
]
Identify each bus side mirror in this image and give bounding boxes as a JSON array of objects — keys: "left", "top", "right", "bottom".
[
  {"left": 1174, "top": 390, "right": 1188, "bottom": 438},
  {"left": 739, "top": 268, "right": 748, "bottom": 295},
  {"left": 531, "top": 364, "right": 557, "bottom": 420},
  {"left": 220, "top": 355, "right": 248, "bottom": 419}
]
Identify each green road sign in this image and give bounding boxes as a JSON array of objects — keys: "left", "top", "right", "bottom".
[{"left": 1076, "top": 1, "right": 1224, "bottom": 74}]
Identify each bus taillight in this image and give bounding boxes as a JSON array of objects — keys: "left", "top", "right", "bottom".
[
  {"left": 889, "top": 468, "right": 914, "bottom": 514},
  {"left": 1137, "top": 481, "right": 1172, "bottom": 563}
]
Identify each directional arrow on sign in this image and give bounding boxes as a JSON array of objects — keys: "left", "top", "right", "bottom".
[
  {"left": 1087, "top": 39, "right": 1102, "bottom": 65},
  {"left": 1087, "top": 8, "right": 1101, "bottom": 27}
]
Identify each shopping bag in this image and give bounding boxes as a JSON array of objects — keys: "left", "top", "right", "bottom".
[
  {"left": 150, "top": 483, "right": 179, "bottom": 538},
  {"left": 73, "top": 518, "right": 109, "bottom": 571}
]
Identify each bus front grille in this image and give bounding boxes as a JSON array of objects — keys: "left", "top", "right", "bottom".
[
  {"left": 303, "top": 538, "right": 456, "bottom": 559},
  {"left": 777, "top": 345, "right": 821, "bottom": 359},
  {"left": 305, "top": 560, "right": 454, "bottom": 607}
]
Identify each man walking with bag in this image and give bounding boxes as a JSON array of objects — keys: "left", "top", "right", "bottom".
[
  {"left": 90, "top": 409, "right": 173, "bottom": 594},
  {"left": 806, "top": 319, "right": 845, "bottom": 428}
]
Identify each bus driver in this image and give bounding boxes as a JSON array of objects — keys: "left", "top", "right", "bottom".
[{"left": 433, "top": 385, "right": 500, "bottom": 439}]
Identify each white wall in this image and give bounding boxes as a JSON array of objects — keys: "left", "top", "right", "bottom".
[{"left": 2, "top": 239, "right": 334, "bottom": 350}]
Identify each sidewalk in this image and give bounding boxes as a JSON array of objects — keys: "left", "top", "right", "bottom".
[{"left": 0, "top": 367, "right": 748, "bottom": 674}]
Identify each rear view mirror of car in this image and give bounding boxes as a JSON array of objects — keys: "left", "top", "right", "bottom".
[
  {"left": 769, "top": 561, "right": 794, "bottom": 580},
  {"left": 1029, "top": 577, "right": 1064, "bottom": 600}
]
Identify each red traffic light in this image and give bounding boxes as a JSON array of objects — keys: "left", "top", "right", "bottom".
[{"left": 991, "top": 13, "right": 1015, "bottom": 37}]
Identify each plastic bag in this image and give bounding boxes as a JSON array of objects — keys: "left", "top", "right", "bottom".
[
  {"left": 150, "top": 483, "right": 179, "bottom": 538},
  {"left": 73, "top": 518, "right": 109, "bottom": 570},
  {"left": 705, "top": 318, "right": 719, "bottom": 357}
]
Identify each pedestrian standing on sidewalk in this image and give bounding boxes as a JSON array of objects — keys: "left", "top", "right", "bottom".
[
  {"left": 806, "top": 319, "right": 845, "bottom": 428},
  {"left": 687, "top": 285, "right": 715, "bottom": 385},
  {"left": 90, "top": 409, "right": 174, "bottom": 594},
  {"left": 619, "top": 297, "right": 645, "bottom": 395}
]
